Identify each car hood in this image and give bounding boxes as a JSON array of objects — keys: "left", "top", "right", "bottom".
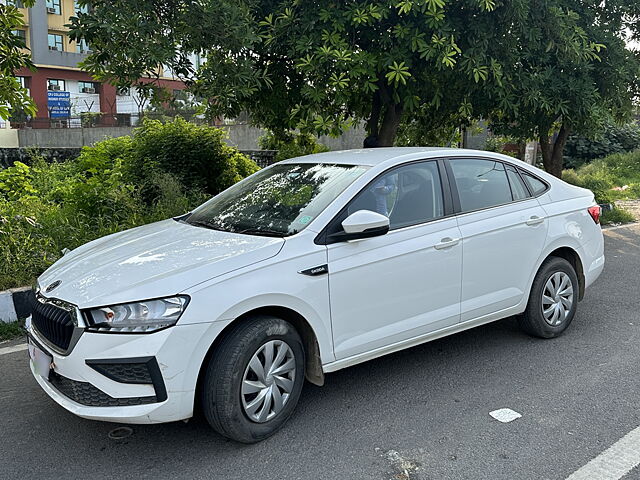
[{"left": 37, "top": 219, "right": 284, "bottom": 308}]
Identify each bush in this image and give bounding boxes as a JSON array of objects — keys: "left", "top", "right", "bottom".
[
  {"left": 562, "top": 150, "right": 640, "bottom": 204},
  {"left": 129, "top": 117, "right": 259, "bottom": 195},
  {"left": 601, "top": 207, "right": 635, "bottom": 225},
  {"left": 564, "top": 122, "right": 640, "bottom": 169},
  {"left": 258, "top": 130, "right": 329, "bottom": 162},
  {"left": 0, "top": 119, "right": 257, "bottom": 290}
]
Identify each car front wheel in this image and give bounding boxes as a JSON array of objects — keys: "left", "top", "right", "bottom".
[
  {"left": 201, "top": 315, "right": 305, "bottom": 443},
  {"left": 519, "top": 256, "right": 579, "bottom": 339}
]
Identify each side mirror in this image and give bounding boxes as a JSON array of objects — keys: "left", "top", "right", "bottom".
[
  {"left": 331, "top": 210, "right": 390, "bottom": 242},
  {"left": 342, "top": 210, "right": 390, "bottom": 234}
]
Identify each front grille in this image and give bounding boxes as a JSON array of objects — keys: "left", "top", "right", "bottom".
[
  {"left": 49, "top": 371, "right": 158, "bottom": 407},
  {"left": 29, "top": 292, "right": 75, "bottom": 351}
]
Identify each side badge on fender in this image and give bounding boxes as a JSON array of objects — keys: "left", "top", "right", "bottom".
[{"left": 299, "top": 264, "right": 329, "bottom": 276}]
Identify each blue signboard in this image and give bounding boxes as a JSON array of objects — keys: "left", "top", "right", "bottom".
[{"left": 47, "top": 91, "right": 71, "bottom": 118}]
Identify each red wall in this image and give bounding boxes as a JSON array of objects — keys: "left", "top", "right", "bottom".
[{"left": 15, "top": 66, "right": 185, "bottom": 119}]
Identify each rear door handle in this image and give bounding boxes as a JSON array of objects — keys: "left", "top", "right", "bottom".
[
  {"left": 526, "top": 216, "right": 545, "bottom": 226},
  {"left": 434, "top": 237, "right": 461, "bottom": 250}
]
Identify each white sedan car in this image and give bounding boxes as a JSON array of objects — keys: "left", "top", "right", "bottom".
[{"left": 26, "top": 148, "right": 604, "bottom": 442}]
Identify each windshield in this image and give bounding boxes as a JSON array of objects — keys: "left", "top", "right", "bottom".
[{"left": 185, "top": 163, "right": 368, "bottom": 237}]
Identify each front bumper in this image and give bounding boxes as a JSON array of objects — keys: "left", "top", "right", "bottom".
[{"left": 26, "top": 320, "right": 225, "bottom": 424}]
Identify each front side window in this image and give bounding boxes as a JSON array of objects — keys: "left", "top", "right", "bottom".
[
  {"left": 186, "top": 163, "right": 368, "bottom": 237},
  {"left": 46, "top": 0, "right": 61, "bottom": 14},
  {"left": 347, "top": 161, "right": 445, "bottom": 230},
  {"left": 449, "top": 159, "right": 513, "bottom": 213},
  {"left": 48, "top": 33, "right": 63, "bottom": 51}
]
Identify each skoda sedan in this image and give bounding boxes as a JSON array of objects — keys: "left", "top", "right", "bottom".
[{"left": 26, "top": 148, "right": 604, "bottom": 442}]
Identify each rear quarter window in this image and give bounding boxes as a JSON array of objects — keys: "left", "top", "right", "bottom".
[{"left": 519, "top": 170, "right": 549, "bottom": 196}]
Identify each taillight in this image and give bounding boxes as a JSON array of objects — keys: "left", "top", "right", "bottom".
[{"left": 588, "top": 205, "right": 601, "bottom": 224}]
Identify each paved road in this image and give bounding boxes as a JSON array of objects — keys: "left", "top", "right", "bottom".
[{"left": 1, "top": 224, "right": 640, "bottom": 480}]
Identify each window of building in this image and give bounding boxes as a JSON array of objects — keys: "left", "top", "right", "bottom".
[
  {"left": 76, "top": 39, "right": 90, "bottom": 53},
  {"left": 17, "top": 76, "right": 27, "bottom": 88},
  {"left": 11, "top": 29, "right": 26, "bottom": 42},
  {"left": 449, "top": 159, "right": 514, "bottom": 213},
  {"left": 46, "top": 0, "right": 61, "bottom": 14},
  {"left": 347, "top": 161, "right": 445, "bottom": 230},
  {"left": 48, "top": 33, "right": 63, "bottom": 51},
  {"left": 74, "top": 0, "right": 88, "bottom": 14},
  {"left": 5, "top": 1, "right": 25, "bottom": 8},
  {"left": 47, "top": 79, "right": 65, "bottom": 91},
  {"left": 78, "top": 81, "right": 98, "bottom": 93}
]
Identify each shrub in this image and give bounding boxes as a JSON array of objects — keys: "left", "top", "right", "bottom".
[
  {"left": 564, "top": 122, "right": 640, "bottom": 169},
  {"left": 601, "top": 207, "right": 636, "bottom": 225},
  {"left": 0, "top": 119, "right": 257, "bottom": 290},
  {"left": 128, "top": 117, "right": 259, "bottom": 195},
  {"left": 562, "top": 150, "right": 640, "bottom": 204},
  {"left": 0, "top": 161, "right": 36, "bottom": 200},
  {"left": 258, "top": 130, "right": 329, "bottom": 162}
]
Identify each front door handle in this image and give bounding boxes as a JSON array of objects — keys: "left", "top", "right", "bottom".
[
  {"left": 526, "top": 216, "right": 545, "bottom": 226},
  {"left": 434, "top": 237, "right": 461, "bottom": 250}
]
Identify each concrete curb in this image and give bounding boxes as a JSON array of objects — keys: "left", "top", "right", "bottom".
[{"left": 0, "top": 287, "right": 31, "bottom": 323}]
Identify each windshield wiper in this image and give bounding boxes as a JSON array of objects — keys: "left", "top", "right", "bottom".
[
  {"left": 188, "top": 219, "right": 226, "bottom": 231},
  {"left": 234, "top": 227, "right": 286, "bottom": 237}
]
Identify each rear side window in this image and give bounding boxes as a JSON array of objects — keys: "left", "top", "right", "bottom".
[
  {"left": 449, "top": 159, "right": 513, "bottom": 212},
  {"left": 520, "top": 170, "right": 548, "bottom": 196},
  {"left": 506, "top": 165, "right": 530, "bottom": 201}
]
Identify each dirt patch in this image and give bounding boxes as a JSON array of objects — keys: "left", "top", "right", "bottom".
[{"left": 615, "top": 200, "right": 640, "bottom": 219}]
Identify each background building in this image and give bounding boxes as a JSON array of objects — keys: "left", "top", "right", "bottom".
[{"left": 10, "top": 0, "right": 185, "bottom": 126}]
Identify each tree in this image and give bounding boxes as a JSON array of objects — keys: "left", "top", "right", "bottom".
[
  {"left": 70, "top": 0, "right": 508, "bottom": 147},
  {"left": 484, "top": 1, "right": 640, "bottom": 177},
  {"left": 0, "top": 0, "right": 36, "bottom": 120}
]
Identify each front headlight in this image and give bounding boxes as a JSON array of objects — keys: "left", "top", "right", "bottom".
[{"left": 86, "top": 296, "right": 189, "bottom": 333}]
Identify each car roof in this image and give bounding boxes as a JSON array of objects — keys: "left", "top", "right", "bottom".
[{"left": 278, "top": 147, "right": 505, "bottom": 167}]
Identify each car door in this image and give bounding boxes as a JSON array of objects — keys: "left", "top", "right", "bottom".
[
  {"left": 324, "top": 160, "right": 463, "bottom": 360},
  {"left": 446, "top": 158, "right": 548, "bottom": 322}
]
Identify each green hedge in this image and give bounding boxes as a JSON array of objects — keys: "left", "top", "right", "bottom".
[{"left": 564, "top": 123, "right": 640, "bottom": 169}]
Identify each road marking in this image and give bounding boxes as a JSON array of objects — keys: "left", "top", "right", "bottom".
[
  {"left": 0, "top": 344, "right": 27, "bottom": 356},
  {"left": 566, "top": 426, "right": 640, "bottom": 480},
  {"left": 489, "top": 408, "right": 522, "bottom": 423}
]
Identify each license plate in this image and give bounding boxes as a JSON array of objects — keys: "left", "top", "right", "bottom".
[{"left": 28, "top": 339, "right": 52, "bottom": 381}]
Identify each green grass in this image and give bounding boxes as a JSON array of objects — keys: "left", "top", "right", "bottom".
[
  {"left": 0, "top": 321, "right": 24, "bottom": 342},
  {"left": 563, "top": 150, "right": 640, "bottom": 204},
  {"left": 601, "top": 207, "right": 636, "bottom": 225}
]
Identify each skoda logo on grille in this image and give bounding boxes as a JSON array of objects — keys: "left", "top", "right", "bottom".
[{"left": 45, "top": 280, "right": 62, "bottom": 293}]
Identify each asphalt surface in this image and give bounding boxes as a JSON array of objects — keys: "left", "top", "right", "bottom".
[{"left": 1, "top": 223, "right": 640, "bottom": 480}]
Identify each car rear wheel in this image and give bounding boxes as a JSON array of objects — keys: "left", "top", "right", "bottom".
[
  {"left": 201, "top": 315, "right": 305, "bottom": 443},
  {"left": 519, "top": 257, "right": 579, "bottom": 339}
]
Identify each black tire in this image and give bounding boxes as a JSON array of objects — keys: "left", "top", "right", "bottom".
[
  {"left": 201, "top": 315, "right": 305, "bottom": 443},
  {"left": 518, "top": 257, "right": 579, "bottom": 339}
]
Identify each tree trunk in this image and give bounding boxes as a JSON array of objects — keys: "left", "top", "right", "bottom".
[
  {"left": 366, "top": 90, "right": 381, "bottom": 139},
  {"left": 376, "top": 103, "right": 403, "bottom": 147},
  {"left": 539, "top": 123, "right": 570, "bottom": 178}
]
